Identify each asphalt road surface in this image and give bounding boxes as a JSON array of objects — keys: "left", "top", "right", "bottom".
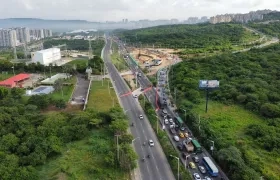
[
  {"left": 103, "top": 37, "right": 175, "bottom": 180},
  {"left": 116, "top": 39, "right": 229, "bottom": 180},
  {"left": 71, "top": 74, "right": 89, "bottom": 104}
]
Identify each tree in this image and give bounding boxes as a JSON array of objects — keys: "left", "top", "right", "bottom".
[
  {"left": 27, "top": 95, "right": 50, "bottom": 109},
  {"left": 109, "top": 119, "right": 128, "bottom": 135},
  {"left": 0, "top": 133, "right": 19, "bottom": 152},
  {"left": 260, "top": 103, "right": 280, "bottom": 118},
  {"left": 0, "top": 87, "right": 9, "bottom": 100},
  {"left": 11, "top": 88, "right": 24, "bottom": 99}
]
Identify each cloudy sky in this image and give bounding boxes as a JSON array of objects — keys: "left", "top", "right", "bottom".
[{"left": 1, "top": 0, "right": 280, "bottom": 21}]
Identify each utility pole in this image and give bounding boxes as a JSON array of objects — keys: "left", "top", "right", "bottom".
[{"left": 88, "top": 39, "right": 93, "bottom": 66}]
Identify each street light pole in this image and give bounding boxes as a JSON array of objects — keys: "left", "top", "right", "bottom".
[
  {"left": 185, "top": 155, "right": 190, "bottom": 169},
  {"left": 182, "top": 109, "right": 186, "bottom": 122},
  {"left": 132, "top": 137, "right": 140, "bottom": 143},
  {"left": 208, "top": 139, "right": 215, "bottom": 155},
  {"left": 170, "top": 155, "right": 180, "bottom": 180}
]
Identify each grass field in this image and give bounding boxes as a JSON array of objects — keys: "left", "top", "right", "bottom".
[
  {"left": 66, "top": 59, "right": 87, "bottom": 66},
  {"left": 87, "top": 80, "right": 119, "bottom": 112},
  {"left": 194, "top": 101, "right": 280, "bottom": 179},
  {"left": 49, "top": 76, "right": 77, "bottom": 102},
  {"left": 37, "top": 128, "right": 128, "bottom": 180},
  {"left": 0, "top": 73, "right": 14, "bottom": 81}
]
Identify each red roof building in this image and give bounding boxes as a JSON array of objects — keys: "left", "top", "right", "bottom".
[{"left": 0, "top": 73, "right": 30, "bottom": 88}]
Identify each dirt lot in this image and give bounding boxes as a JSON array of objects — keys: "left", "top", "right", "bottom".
[
  {"left": 20, "top": 73, "right": 44, "bottom": 88},
  {"left": 122, "top": 74, "right": 136, "bottom": 90},
  {"left": 130, "top": 48, "right": 181, "bottom": 75}
]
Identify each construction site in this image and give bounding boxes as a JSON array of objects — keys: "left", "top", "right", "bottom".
[
  {"left": 129, "top": 47, "right": 181, "bottom": 75},
  {"left": 121, "top": 47, "right": 182, "bottom": 90}
]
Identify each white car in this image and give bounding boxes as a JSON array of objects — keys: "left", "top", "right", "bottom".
[
  {"left": 149, "top": 139, "right": 154, "bottom": 147},
  {"left": 133, "top": 94, "right": 138, "bottom": 98},
  {"left": 173, "top": 135, "right": 179, "bottom": 142},
  {"left": 139, "top": 115, "right": 144, "bottom": 120},
  {"left": 193, "top": 173, "right": 201, "bottom": 180},
  {"left": 164, "top": 119, "right": 169, "bottom": 125},
  {"left": 169, "top": 118, "right": 173, "bottom": 123},
  {"left": 199, "top": 166, "right": 206, "bottom": 174}
]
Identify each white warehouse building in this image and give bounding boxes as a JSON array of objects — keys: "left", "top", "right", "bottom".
[{"left": 31, "top": 48, "right": 61, "bottom": 65}]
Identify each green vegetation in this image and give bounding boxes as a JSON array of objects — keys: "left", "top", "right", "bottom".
[
  {"left": 0, "top": 84, "right": 136, "bottom": 179},
  {"left": 0, "top": 73, "right": 14, "bottom": 81},
  {"left": 38, "top": 129, "right": 129, "bottom": 180},
  {"left": 87, "top": 80, "right": 119, "bottom": 112},
  {"left": 170, "top": 43, "right": 280, "bottom": 179},
  {"left": 43, "top": 39, "right": 105, "bottom": 56},
  {"left": 111, "top": 42, "right": 129, "bottom": 71},
  {"left": 248, "top": 22, "right": 280, "bottom": 37},
  {"left": 118, "top": 23, "right": 260, "bottom": 54},
  {"left": 138, "top": 95, "right": 191, "bottom": 180},
  {"left": 65, "top": 55, "right": 104, "bottom": 74},
  {"left": 50, "top": 76, "right": 76, "bottom": 102}
]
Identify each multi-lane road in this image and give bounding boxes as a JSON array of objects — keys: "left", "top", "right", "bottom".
[
  {"left": 116, "top": 38, "right": 229, "bottom": 180},
  {"left": 103, "top": 37, "right": 175, "bottom": 180}
]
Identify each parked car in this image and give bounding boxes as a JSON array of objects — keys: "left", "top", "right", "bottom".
[
  {"left": 180, "top": 126, "right": 186, "bottom": 131},
  {"left": 184, "top": 132, "right": 189, "bottom": 138},
  {"left": 173, "top": 135, "right": 179, "bottom": 142},
  {"left": 192, "top": 156, "right": 199, "bottom": 163},
  {"left": 203, "top": 176, "right": 212, "bottom": 180},
  {"left": 169, "top": 118, "right": 173, "bottom": 123},
  {"left": 149, "top": 139, "right": 154, "bottom": 147},
  {"left": 177, "top": 143, "right": 184, "bottom": 151},
  {"left": 193, "top": 173, "right": 201, "bottom": 180},
  {"left": 164, "top": 119, "right": 169, "bottom": 125},
  {"left": 139, "top": 115, "right": 143, "bottom": 120},
  {"left": 179, "top": 132, "right": 184, "bottom": 138},
  {"left": 189, "top": 162, "right": 196, "bottom": 169},
  {"left": 199, "top": 166, "right": 206, "bottom": 174},
  {"left": 133, "top": 94, "right": 138, "bottom": 98}
]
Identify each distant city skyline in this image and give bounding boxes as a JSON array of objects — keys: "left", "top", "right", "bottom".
[{"left": 0, "top": 0, "right": 280, "bottom": 21}]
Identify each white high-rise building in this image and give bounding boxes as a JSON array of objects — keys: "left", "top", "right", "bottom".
[
  {"left": 15, "top": 27, "right": 30, "bottom": 43},
  {"left": 0, "top": 29, "right": 17, "bottom": 47}
]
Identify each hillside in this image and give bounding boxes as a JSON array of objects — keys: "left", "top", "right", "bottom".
[
  {"left": 170, "top": 44, "right": 280, "bottom": 179},
  {"left": 117, "top": 23, "right": 260, "bottom": 53},
  {"left": 248, "top": 21, "right": 280, "bottom": 37}
]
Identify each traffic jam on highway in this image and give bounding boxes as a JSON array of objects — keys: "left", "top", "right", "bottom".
[
  {"left": 117, "top": 39, "right": 227, "bottom": 180},
  {"left": 156, "top": 68, "right": 221, "bottom": 180}
]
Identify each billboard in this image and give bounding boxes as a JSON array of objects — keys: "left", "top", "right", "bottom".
[{"left": 199, "top": 80, "right": 219, "bottom": 89}]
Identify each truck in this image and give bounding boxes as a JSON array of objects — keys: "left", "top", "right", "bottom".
[
  {"left": 191, "top": 139, "right": 202, "bottom": 153},
  {"left": 184, "top": 139, "right": 194, "bottom": 152}
]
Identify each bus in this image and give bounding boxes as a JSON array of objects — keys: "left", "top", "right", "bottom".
[
  {"left": 175, "top": 116, "right": 184, "bottom": 127},
  {"left": 191, "top": 139, "right": 202, "bottom": 153},
  {"left": 202, "top": 157, "right": 219, "bottom": 177}
]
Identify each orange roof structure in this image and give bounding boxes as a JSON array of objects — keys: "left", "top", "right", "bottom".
[{"left": 0, "top": 73, "right": 30, "bottom": 88}]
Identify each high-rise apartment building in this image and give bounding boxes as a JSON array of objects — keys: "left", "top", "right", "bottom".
[
  {"left": 0, "top": 29, "right": 17, "bottom": 47},
  {"left": 15, "top": 27, "right": 30, "bottom": 43}
]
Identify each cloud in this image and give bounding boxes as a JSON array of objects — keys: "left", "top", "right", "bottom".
[{"left": 0, "top": 0, "right": 279, "bottom": 21}]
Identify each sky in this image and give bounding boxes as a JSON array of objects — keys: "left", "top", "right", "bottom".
[{"left": 1, "top": 0, "right": 280, "bottom": 21}]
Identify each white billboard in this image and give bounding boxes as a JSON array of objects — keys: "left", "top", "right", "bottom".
[{"left": 199, "top": 80, "right": 219, "bottom": 89}]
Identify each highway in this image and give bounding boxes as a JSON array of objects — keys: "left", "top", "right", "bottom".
[
  {"left": 103, "top": 37, "right": 175, "bottom": 180},
  {"left": 116, "top": 38, "right": 229, "bottom": 180}
]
